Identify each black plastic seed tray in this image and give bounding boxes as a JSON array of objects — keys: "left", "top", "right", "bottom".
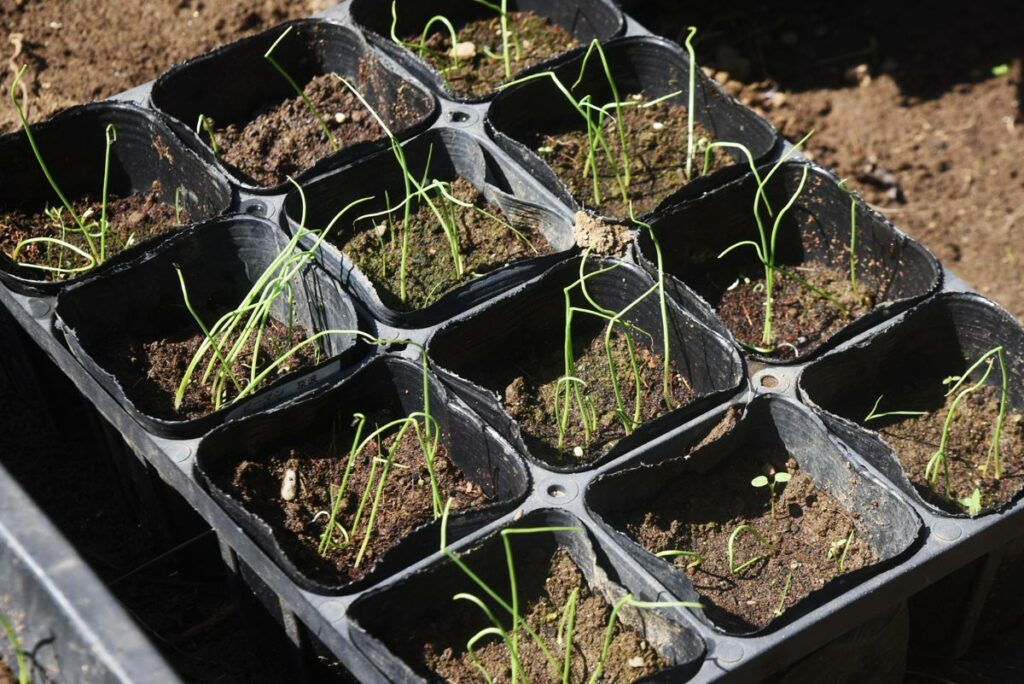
[{"left": 0, "top": 1, "right": 1022, "bottom": 682}]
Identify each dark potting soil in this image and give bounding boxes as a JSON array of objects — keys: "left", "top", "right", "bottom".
[
  {"left": 865, "top": 385, "right": 1024, "bottom": 515},
  {"left": 411, "top": 11, "right": 578, "bottom": 98},
  {"left": 343, "top": 177, "right": 553, "bottom": 310},
  {"left": 716, "top": 263, "right": 873, "bottom": 359},
  {"left": 213, "top": 69, "right": 423, "bottom": 187},
  {"left": 0, "top": 181, "right": 185, "bottom": 282},
  {"left": 224, "top": 417, "right": 488, "bottom": 585},
  {"left": 531, "top": 94, "right": 731, "bottom": 218},
  {"left": 502, "top": 328, "right": 695, "bottom": 469},
  {"left": 0, "top": 658, "right": 14, "bottom": 684},
  {"left": 615, "top": 450, "right": 876, "bottom": 632},
  {"left": 407, "top": 547, "right": 670, "bottom": 682},
  {"left": 97, "top": 319, "right": 318, "bottom": 421}
]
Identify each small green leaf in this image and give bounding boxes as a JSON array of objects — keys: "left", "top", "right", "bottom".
[
  {"left": 993, "top": 64, "right": 1010, "bottom": 77},
  {"left": 774, "top": 472, "right": 792, "bottom": 483},
  {"left": 751, "top": 475, "right": 769, "bottom": 488}
]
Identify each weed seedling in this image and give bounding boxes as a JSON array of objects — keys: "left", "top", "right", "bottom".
[
  {"left": 264, "top": 27, "right": 339, "bottom": 151},
  {"left": 727, "top": 524, "right": 775, "bottom": 575},
  {"left": 827, "top": 529, "right": 856, "bottom": 572},
  {"left": 925, "top": 346, "right": 1009, "bottom": 496},
  {"left": 960, "top": 488, "right": 983, "bottom": 516},
  {"left": 438, "top": 502, "right": 701, "bottom": 682},
  {"left": 751, "top": 469, "right": 791, "bottom": 518},
  {"left": 0, "top": 610, "right": 29, "bottom": 684}
]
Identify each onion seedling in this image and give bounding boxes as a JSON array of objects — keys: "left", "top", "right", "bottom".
[
  {"left": 727, "top": 523, "right": 775, "bottom": 575},
  {"left": 864, "top": 394, "right": 927, "bottom": 423},
  {"left": 264, "top": 27, "right": 338, "bottom": 152},
  {"left": 827, "top": 529, "right": 855, "bottom": 572},
  {"left": 656, "top": 549, "right": 703, "bottom": 571},
  {"left": 0, "top": 610, "right": 28, "bottom": 684},
  {"left": 438, "top": 502, "right": 700, "bottom": 683},
  {"left": 838, "top": 178, "right": 858, "bottom": 292},
  {"left": 925, "top": 346, "right": 1008, "bottom": 496},
  {"left": 751, "top": 470, "right": 791, "bottom": 518},
  {"left": 774, "top": 573, "right": 793, "bottom": 618},
  {"left": 8, "top": 65, "right": 121, "bottom": 278},
  {"left": 196, "top": 114, "right": 219, "bottom": 157},
  {"left": 174, "top": 181, "right": 374, "bottom": 412}
]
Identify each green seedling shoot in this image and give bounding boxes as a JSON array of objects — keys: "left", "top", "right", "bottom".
[
  {"left": 864, "top": 394, "right": 927, "bottom": 423},
  {"left": 174, "top": 181, "right": 374, "bottom": 412},
  {"left": 960, "top": 488, "right": 983, "bottom": 516},
  {"left": 925, "top": 346, "right": 1009, "bottom": 497},
  {"left": 656, "top": 549, "right": 703, "bottom": 570},
  {"left": 682, "top": 26, "right": 698, "bottom": 181},
  {"left": 838, "top": 178, "right": 858, "bottom": 292},
  {"left": 751, "top": 470, "right": 791, "bottom": 518},
  {"left": 439, "top": 502, "right": 701, "bottom": 683},
  {"left": 0, "top": 610, "right": 29, "bottom": 684},
  {"left": 774, "top": 573, "right": 793, "bottom": 618},
  {"left": 727, "top": 524, "right": 775, "bottom": 575},
  {"left": 504, "top": 40, "right": 683, "bottom": 211},
  {"left": 827, "top": 529, "right": 856, "bottom": 572},
  {"left": 8, "top": 65, "right": 121, "bottom": 278},
  {"left": 264, "top": 27, "right": 338, "bottom": 151},
  {"left": 196, "top": 114, "right": 219, "bottom": 157}
]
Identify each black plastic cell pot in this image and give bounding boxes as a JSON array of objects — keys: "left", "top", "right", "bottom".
[
  {"left": 151, "top": 18, "right": 437, "bottom": 193},
  {"left": 349, "top": 0, "right": 625, "bottom": 103},
  {"left": 56, "top": 215, "right": 362, "bottom": 439},
  {"left": 0, "top": 101, "right": 232, "bottom": 296},
  {"left": 347, "top": 508, "right": 705, "bottom": 682},
  {"left": 427, "top": 255, "right": 745, "bottom": 472},
  {"left": 586, "top": 395, "right": 922, "bottom": 636},
  {"left": 487, "top": 35, "right": 779, "bottom": 222},
  {"left": 194, "top": 354, "right": 530, "bottom": 595},
  {"left": 637, "top": 162, "right": 943, "bottom": 363},
  {"left": 800, "top": 292, "right": 1024, "bottom": 517},
  {"left": 283, "top": 126, "right": 576, "bottom": 329}
]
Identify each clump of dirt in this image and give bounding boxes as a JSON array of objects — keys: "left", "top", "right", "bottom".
[
  {"left": 412, "top": 547, "right": 671, "bottom": 682},
  {"left": 98, "top": 319, "right": 318, "bottom": 421},
  {"left": 716, "top": 263, "right": 874, "bottom": 359},
  {"left": 343, "top": 177, "right": 553, "bottom": 310},
  {"left": 864, "top": 385, "right": 1024, "bottom": 514},
  {"left": 223, "top": 414, "right": 488, "bottom": 585},
  {"left": 502, "top": 328, "right": 695, "bottom": 468},
  {"left": 0, "top": 658, "right": 16, "bottom": 684},
  {"left": 411, "top": 11, "right": 578, "bottom": 98},
  {"left": 212, "top": 67, "right": 425, "bottom": 187},
  {"left": 530, "top": 94, "right": 731, "bottom": 218},
  {"left": 614, "top": 453, "right": 877, "bottom": 632},
  {"left": 573, "top": 210, "right": 632, "bottom": 256},
  {"left": 0, "top": 181, "right": 185, "bottom": 282}
]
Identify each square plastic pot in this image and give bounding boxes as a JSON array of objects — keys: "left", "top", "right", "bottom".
[
  {"left": 55, "top": 215, "right": 362, "bottom": 439},
  {"left": 586, "top": 395, "right": 922, "bottom": 636},
  {"left": 151, "top": 18, "right": 437, "bottom": 193},
  {"left": 800, "top": 292, "right": 1024, "bottom": 518},
  {"left": 347, "top": 508, "right": 705, "bottom": 682},
  {"left": 487, "top": 35, "right": 779, "bottom": 222},
  {"left": 427, "top": 255, "right": 745, "bottom": 472},
  {"left": 349, "top": 0, "right": 625, "bottom": 103},
  {"left": 636, "top": 162, "right": 942, "bottom": 363},
  {"left": 282, "top": 126, "right": 576, "bottom": 329},
  {"left": 0, "top": 101, "right": 232, "bottom": 296},
  {"left": 194, "top": 354, "right": 530, "bottom": 595}
]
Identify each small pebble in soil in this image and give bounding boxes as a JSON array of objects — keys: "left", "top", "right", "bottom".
[{"left": 280, "top": 468, "right": 297, "bottom": 501}]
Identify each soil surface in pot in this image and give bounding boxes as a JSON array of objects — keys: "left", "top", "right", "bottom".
[
  {"left": 224, "top": 415, "right": 488, "bottom": 585},
  {"left": 343, "top": 177, "right": 554, "bottom": 310},
  {"left": 212, "top": 68, "right": 425, "bottom": 187},
  {"left": 501, "top": 328, "right": 695, "bottom": 469},
  {"left": 716, "top": 262, "right": 872, "bottom": 359},
  {"left": 529, "top": 94, "right": 731, "bottom": 218},
  {"left": 0, "top": 0, "right": 331, "bottom": 135},
  {"left": 410, "top": 11, "right": 578, "bottom": 98},
  {"left": 404, "top": 547, "right": 671, "bottom": 682},
  {"left": 0, "top": 658, "right": 15, "bottom": 684},
  {"left": 0, "top": 181, "right": 185, "bottom": 282},
  {"left": 865, "top": 385, "right": 1024, "bottom": 515},
  {"left": 614, "top": 451, "right": 876, "bottom": 632},
  {"left": 98, "top": 319, "right": 317, "bottom": 421}
]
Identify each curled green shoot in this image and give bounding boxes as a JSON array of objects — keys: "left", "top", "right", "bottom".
[
  {"left": 196, "top": 114, "right": 219, "bottom": 157},
  {"left": 682, "top": 26, "right": 698, "bottom": 181},
  {"left": 656, "top": 549, "right": 703, "bottom": 570},
  {"left": 727, "top": 524, "right": 775, "bottom": 575},
  {"left": 264, "top": 27, "right": 338, "bottom": 151},
  {"left": 827, "top": 529, "right": 856, "bottom": 572},
  {"left": 863, "top": 394, "right": 927, "bottom": 423}
]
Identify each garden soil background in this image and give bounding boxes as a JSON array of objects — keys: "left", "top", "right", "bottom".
[{"left": 2, "top": 0, "right": 1024, "bottom": 681}]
